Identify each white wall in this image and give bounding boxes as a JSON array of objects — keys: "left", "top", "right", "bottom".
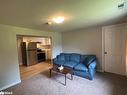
[
  {"left": 62, "top": 27, "right": 102, "bottom": 71},
  {"left": 0, "top": 24, "right": 62, "bottom": 90}
]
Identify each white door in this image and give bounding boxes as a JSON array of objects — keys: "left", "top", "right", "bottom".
[{"left": 104, "top": 29, "right": 123, "bottom": 75}]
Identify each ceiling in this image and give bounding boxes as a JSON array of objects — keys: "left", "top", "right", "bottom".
[{"left": 0, "top": 0, "right": 127, "bottom": 32}]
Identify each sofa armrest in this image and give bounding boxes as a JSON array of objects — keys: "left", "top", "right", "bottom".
[
  {"left": 52, "top": 58, "right": 57, "bottom": 63},
  {"left": 88, "top": 60, "right": 96, "bottom": 69},
  {"left": 88, "top": 60, "right": 96, "bottom": 80}
]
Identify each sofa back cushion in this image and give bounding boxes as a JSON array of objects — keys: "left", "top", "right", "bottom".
[
  {"left": 70, "top": 53, "right": 81, "bottom": 63},
  {"left": 60, "top": 53, "right": 71, "bottom": 62},
  {"left": 80, "top": 55, "right": 87, "bottom": 63},
  {"left": 57, "top": 54, "right": 65, "bottom": 62},
  {"left": 81, "top": 55, "right": 96, "bottom": 67}
]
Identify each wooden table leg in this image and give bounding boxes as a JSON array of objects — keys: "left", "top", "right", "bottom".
[
  {"left": 65, "top": 74, "right": 66, "bottom": 86},
  {"left": 49, "top": 69, "right": 52, "bottom": 78},
  {"left": 71, "top": 74, "right": 73, "bottom": 80}
]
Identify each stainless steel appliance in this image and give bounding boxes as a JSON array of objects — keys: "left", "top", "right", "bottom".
[
  {"left": 21, "top": 42, "right": 46, "bottom": 66},
  {"left": 21, "top": 42, "right": 37, "bottom": 66},
  {"left": 27, "top": 42, "right": 37, "bottom": 66},
  {"left": 37, "top": 48, "right": 46, "bottom": 62}
]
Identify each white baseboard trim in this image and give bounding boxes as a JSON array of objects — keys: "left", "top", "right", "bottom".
[{"left": 0, "top": 80, "right": 21, "bottom": 91}]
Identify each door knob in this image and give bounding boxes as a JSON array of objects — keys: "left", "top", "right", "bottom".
[{"left": 104, "top": 52, "right": 107, "bottom": 54}]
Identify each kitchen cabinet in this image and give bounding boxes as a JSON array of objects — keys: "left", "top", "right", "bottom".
[{"left": 41, "top": 38, "right": 51, "bottom": 45}]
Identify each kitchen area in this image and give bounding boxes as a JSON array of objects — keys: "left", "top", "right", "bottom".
[{"left": 17, "top": 36, "right": 52, "bottom": 80}]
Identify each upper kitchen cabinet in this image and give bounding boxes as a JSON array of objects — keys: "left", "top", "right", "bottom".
[
  {"left": 46, "top": 37, "right": 51, "bottom": 45},
  {"left": 41, "top": 38, "right": 51, "bottom": 45},
  {"left": 23, "top": 37, "right": 51, "bottom": 46}
]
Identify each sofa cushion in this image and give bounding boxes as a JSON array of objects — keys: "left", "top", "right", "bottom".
[
  {"left": 60, "top": 53, "right": 71, "bottom": 61},
  {"left": 80, "top": 55, "right": 87, "bottom": 63},
  {"left": 83, "top": 55, "right": 96, "bottom": 67},
  {"left": 53, "top": 60, "right": 65, "bottom": 66},
  {"left": 74, "top": 64, "right": 88, "bottom": 72},
  {"left": 63, "top": 61, "right": 78, "bottom": 68},
  {"left": 70, "top": 53, "right": 81, "bottom": 63},
  {"left": 57, "top": 54, "right": 65, "bottom": 62}
]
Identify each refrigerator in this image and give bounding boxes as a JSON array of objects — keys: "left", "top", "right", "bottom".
[{"left": 21, "top": 42, "right": 37, "bottom": 66}]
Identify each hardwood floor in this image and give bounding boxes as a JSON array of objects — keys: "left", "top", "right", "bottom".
[{"left": 19, "top": 61, "right": 52, "bottom": 80}]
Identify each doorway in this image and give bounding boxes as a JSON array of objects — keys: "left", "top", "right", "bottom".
[
  {"left": 17, "top": 36, "right": 23, "bottom": 65},
  {"left": 16, "top": 35, "right": 52, "bottom": 80}
]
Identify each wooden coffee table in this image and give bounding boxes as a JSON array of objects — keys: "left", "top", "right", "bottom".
[{"left": 49, "top": 65, "right": 73, "bottom": 86}]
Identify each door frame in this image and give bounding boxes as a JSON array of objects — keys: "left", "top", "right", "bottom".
[
  {"left": 101, "top": 28, "right": 105, "bottom": 72},
  {"left": 17, "top": 36, "right": 23, "bottom": 65},
  {"left": 125, "top": 40, "right": 127, "bottom": 77},
  {"left": 102, "top": 27, "right": 127, "bottom": 76}
]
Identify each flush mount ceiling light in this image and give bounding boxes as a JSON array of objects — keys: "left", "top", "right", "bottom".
[
  {"left": 52, "top": 16, "right": 64, "bottom": 24},
  {"left": 45, "top": 16, "right": 65, "bottom": 25},
  {"left": 46, "top": 21, "right": 52, "bottom": 25}
]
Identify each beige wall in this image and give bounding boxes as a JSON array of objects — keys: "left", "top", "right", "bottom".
[
  {"left": 62, "top": 27, "right": 102, "bottom": 71},
  {"left": 0, "top": 24, "right": 62, "bottom": 90}
]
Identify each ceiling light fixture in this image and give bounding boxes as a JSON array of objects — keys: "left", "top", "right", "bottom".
[
  {"left": 52, "top": 16, "right": 64, "bottom": 24},
  {"left": 46, "top": 21, "right": 52, "bottom": 25}
]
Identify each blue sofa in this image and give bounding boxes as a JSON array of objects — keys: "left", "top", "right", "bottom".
[{"left": 53, "top": 53, "right": 97, "bottom": 80}]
